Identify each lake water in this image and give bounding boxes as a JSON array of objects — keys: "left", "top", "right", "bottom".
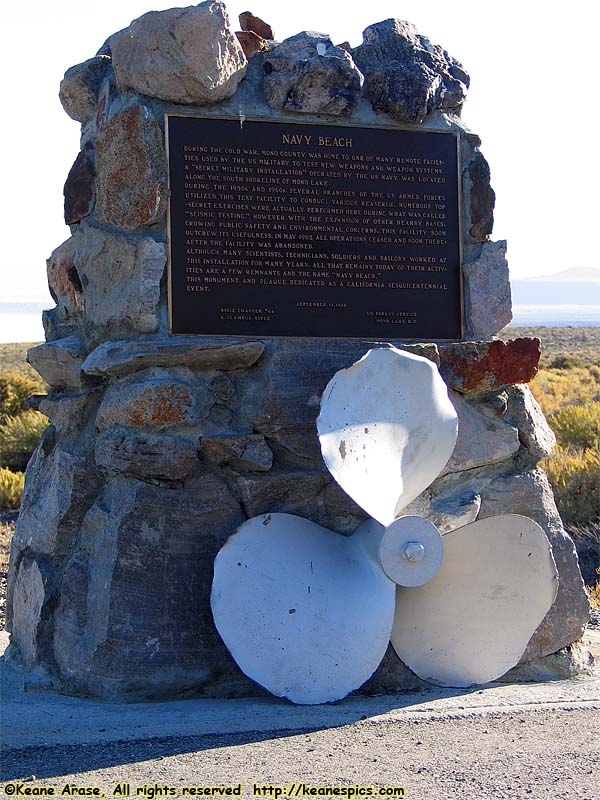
[{"left": 1, "top": 301, "right": 599, "bottom": 346}]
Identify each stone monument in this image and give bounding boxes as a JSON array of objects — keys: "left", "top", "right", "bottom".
[{"left": 6, "top": 1, "right": 590, "bottom": 700}]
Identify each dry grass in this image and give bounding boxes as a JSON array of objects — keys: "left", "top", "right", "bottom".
[
  {"left": 0, "top": 342, "right": 41, "bottom": 378},
  {"left": 501, "top": 326, "right": 600, "bottom": 367},
  {"left": 0, "top": 518, "right": 14, "bottom": 629}
]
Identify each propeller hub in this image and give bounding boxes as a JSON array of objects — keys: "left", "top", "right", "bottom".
[{"left": 403, "top": 541, "right": 426, "bottom": 562}]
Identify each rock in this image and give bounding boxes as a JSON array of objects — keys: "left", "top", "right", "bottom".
[
  {"left": 59, "top": 56, "right": 112, "bottom": 123},
  {"left": 49, "top": 226, "right": 165, "bottom": 338},
  {"left": 200, "top": 434, "right": 272, "bottom": 471},
  {"left": 352, "top": 19, "right": 469, "bottom": 123},
  {"left": 96, "top": 374, "right": 209, "bottom": 431},
  {"left": 469, "top": 151, "right": 495, "bottom": 241},
  {"left": 361, "top": 644, "right": 427, "bottom": 694},
  {"left": 9, "top": 446, "right": 93, "bottom": 560},
  {"left": 95, "top": 431, "right": 198, "bottom": 480},
  {"left": 478, "top": 468, "right": 590, "bottom": 660},
  {"left": 444, "top": 392, "right": 520, "bottom": 473},
  {"left": 64, "top": 146, "right": 95, "bottom": 225},
  {"left": 95, "top": 102, "right": 167, "bottom": 230},
  {"left": 53, "top": 476, "right": 246, "bottom": 699},
  {"left": 506, "top": 385, "right": 556, "bottom": 460},
  {"left": 82, "top": 338, "right": 264, "bottom": 378},
  {"left": 239, "top": 11, "right": 273, "bottom": 39},
  {"left": 439, "top": 338, "right": 541, "bottom": 394},
  {"left": 46, "top": 237, "right": 83, "bottom": 327},
  {"left": 501, "top": 640, "right": 595, "bottom": 682},
  {"left": 236, "top": 30, "right": 269, "bottom": 58},
  {"left": 429, "top": 488, "right": 481, "bottom": 533},
  {"left": 110, "top": 1, "right": 246, "bottom": 105},
  {"left": 9, "top": 558, "right": 48, "bottom": 668},
  {"left": 463, "top": 240, "right": 512, "bottom": 337},
  {"left": 27, "top": 336, "right": 84, "bottom": 389},
  {"left": 235, "top": 469, "right": 330, "bottom": 521},
  {"left": 263, "top": 31, "right": 363, "bottom": 116},
  {"left": 38, "top": 390, "right": 101, "bottom": 435}
]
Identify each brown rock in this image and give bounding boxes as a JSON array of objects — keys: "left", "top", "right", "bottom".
[
  {"left": 95, "top": 103, "right": 167, "bottom": 230},
  {"left": 239, "top": 11, "right": 274, "bottom": 39},
  {"left": 469, "top": 151, "right": 495, "bottom": 241},
  {"left": 439, "top": 338, "right": 541, "bottom": 394},
  {"left": 235, "top": 30, "right": 269, "bottom": 58},
  {"left": 64, "top": 146, "right": 95, "bottom": 225}
]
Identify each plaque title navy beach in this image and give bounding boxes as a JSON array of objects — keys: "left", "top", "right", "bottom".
[{"left": 167, "top": 116, "right": 462, "bottom": 339}]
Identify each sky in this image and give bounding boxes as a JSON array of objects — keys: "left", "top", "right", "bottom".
[{"left": 1, "top": 0, "right": 599, "bottom": 304}]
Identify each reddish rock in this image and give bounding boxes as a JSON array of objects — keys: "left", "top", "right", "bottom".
[
  {"left": 64, "top": 146, "right": 95, "bottom": 225},
  {"left": 439, "top": 338, "right": 541, "bottom": 394},
  {"left": 95, "top": 102, "right": 167, "bottom": 230},
  {"left": 239, "top": 11, "right": 274, "bottom": 39},
  {"left": 235, "top": 30, "right": 268, "bottom": 58},
  {"left": 469, "top": 151, "right": 495, "bottom": 241},
  {"left": 96, "top": 379, "right": 200, "bottom": 431}
]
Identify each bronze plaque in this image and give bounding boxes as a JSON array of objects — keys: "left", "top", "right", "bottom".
[{"left": 166, "top": 116, "right": 462, "bottom": 339}]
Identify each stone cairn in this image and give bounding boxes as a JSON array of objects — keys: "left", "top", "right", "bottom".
[{"left": 7, "top": 1, "right": 590, "bottom": 699}]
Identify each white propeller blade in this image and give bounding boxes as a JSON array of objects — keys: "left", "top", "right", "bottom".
[
  {"left": 211, "top": 513, "right": 395, "bottom": 704},
  {"left": 390, "top": 515, "right": 559, "bottom": 687},
  {"left": 317, "top": 347, "right": 458, "bottom": 526}
]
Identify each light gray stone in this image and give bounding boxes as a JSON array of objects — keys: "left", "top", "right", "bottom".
[
  {"left": 479, "top": 468, "right": 590, "bottom": 660},
  {"left": 352, "top": 19, "right": 469, "bottom": 123},
  {"left": 110, "top": 1, "right": 246, "bottom": 105},
  {"left": 200, "top": 434, "right": 272, "bottom": 472},
  {"left": 506, "top": 384, "right": 557, "bottom": 460},
  {"left": 10, "top": 446, "right": 92, "bottom": 559},
  {"left": 82, "top": 338, "right": 264, "bottom": 378},
  {"left": 500, "top": 640, "right": 595, "bottom": 682},
  {"left": 27, "top": 336, "right": 84, "bottom": 389},
  {"left": 10, "top": 558, "right": 47, "bottom": 668},
  {"left": 48, "top": 226, "right": 165, "bottom": 339},
  {"left": 96, "top": 373, "right": 210, "bottom": 431},
  {"left": 95, "top": 102, "right": 168, "bottom": 231},
  {"left": 95, "top": 431, "right": 198, "bottom": 480},
  {"left": 38, "top": 390, "right": 101, "bottom": 436},
  {"left": 263, "top": 31, "right": 363, "bottom": 115},
  {"left": 59, "top": 56, "right": 111, "bottom": 123},
  {"left": 463, "top": 240, "right": 513, "bottom": 337},
  {"left": 444, "top": 392, "right": 520, "bottom": 473},
  {"left": 53, "top": 476, "right": 246, "bottom": 699}
]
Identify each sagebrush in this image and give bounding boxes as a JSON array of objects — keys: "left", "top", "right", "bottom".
[{"left": 0, "top": 467, "right": 24, "bottom": 509}]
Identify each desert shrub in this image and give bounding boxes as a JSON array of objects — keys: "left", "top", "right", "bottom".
[
  {"left": 543, "top": 446, "right": 600, "bottom": 526},
  {"left": 531, "top": 365, "right": 600, "bottom": 416},
  {"left": 0, "top": 371, "right": 44, "bottom": 425},
  {"left": 549, "top": 402, "right": 600, "bottom": 450},
  {"left": 0, "top": 467, "right": 24, "bottom": 509},
  {"left": 548, "top": 354, "right": 583, "bottom": 370},
  {"left": 0, "top": 410, "right": 48, "bottom": 471}
]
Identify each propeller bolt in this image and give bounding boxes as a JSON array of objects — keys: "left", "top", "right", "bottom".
[{"left": 403, "top": 541, "right": 425, "bottom": 563}]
